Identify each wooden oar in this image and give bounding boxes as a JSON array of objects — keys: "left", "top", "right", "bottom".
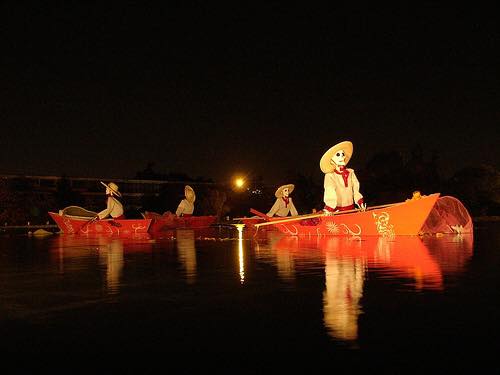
[
  {"left": 232, "top": 216, "right": 263, "bottom": 221},
  {"left": 254, "top": 201, "right": 405, "bottom": 228},
  {"left": 254, "top": 212, "right": 326, "bottom": 227},
  {"left": 250, "top": 208, "right": 271, "bottom": 221},
  {"left": 77, "top": 215, "right": 99, "bottom": 233}
]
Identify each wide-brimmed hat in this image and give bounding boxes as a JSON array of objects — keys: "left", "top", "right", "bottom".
[
  {"left": 319, "top": 141, "right": 353, "bottom": 174},
  {"left": 185, "top": 185, "right": 196, "bottom": 203},
  {"left": 275, "top": 184, "right": 295, "bottom": 198},
  {"left": 100, "top": 181, "right": 122, "bottom": 197}
]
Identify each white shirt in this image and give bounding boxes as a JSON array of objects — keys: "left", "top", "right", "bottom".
[
  {"left": 267, "top": 197, "right": 299, "bottom": 217},
  {"left": 176, "top": 199, "right": 194, "bottom": 216},
  {"left": 98, "top": 196, "right": 124, "bottom": 219},
  {"left": 324, "top": 168, "right": 363, "bottom": 209}
]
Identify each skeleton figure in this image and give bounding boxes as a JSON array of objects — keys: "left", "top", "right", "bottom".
[
  {"left": 319, "top": 141, "right": 366, "bottom": 215},
  {"left": 176, "top": 185, "right": 195, "bottom": 217},
  {"left": 267, "top": 184, "right": 299, "bottom": 217},
  {"left": 98, "top": 181, "right": 125, "bottom": 220}
]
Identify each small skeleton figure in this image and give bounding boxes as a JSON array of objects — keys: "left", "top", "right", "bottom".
[{"left": 267, "top": 184, "right": 299, "bottom": 217}]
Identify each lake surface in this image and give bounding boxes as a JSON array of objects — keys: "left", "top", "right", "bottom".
[{"left": 0, "top": 222, "right": 498, "bottom": 368}]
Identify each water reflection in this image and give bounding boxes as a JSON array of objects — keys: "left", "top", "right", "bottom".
[
  {"left": 324, "top": 251, "right": 364, "bottom": 342},
  {"left": 98, "top": 239, "right": 124, "bottom": 295},
  {"left": 258, "top": 232, "right": 474, "bottom": 343},
  {"left": 422, "top": 233, "right": 474, "bottom": 275},
  {"left": 50, "top": 234, "right": 153, "bottom": 294},
  {"left": 176, "top": 229, "right": 197, "bottom": 284},
  {"left": 236, "top": 225, "right": 245, "bottom": 284},
  {"left": 254, "top": 232, "right": 300, "bottom": 282}
]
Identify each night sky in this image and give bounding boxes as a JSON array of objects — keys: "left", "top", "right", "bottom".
[{"left": 1, "top": 3, "right": 498, "bottom": 184}]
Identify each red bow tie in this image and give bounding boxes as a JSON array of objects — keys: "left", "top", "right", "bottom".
[
  {"left": 282, "top": 196, "right": 289, "bottom": 207},
  {"left": 334, "top": 167, "right": 350, "bottom": 187}
]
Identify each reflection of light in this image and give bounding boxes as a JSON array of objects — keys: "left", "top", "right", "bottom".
[
  {"left": 233, "top": 224, "right": 245, "bottom": 233},
  {"left": 235, "top": 224, "right": 245, "bottom": 284}
]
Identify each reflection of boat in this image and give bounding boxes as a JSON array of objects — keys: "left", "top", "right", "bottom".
[
  {"left": 48, "top": 212, "right": 151, "bottom": 236},
  {"left": 266, "top": 193, "right": 440, "bottom": 236},
  {"left": 176, "top": 229, "right": 197, "bottom": 283},
  {"left": 263, "top": 230, "right": 473, "bottom": 343},
  {"left": 421, "top": 233, "right": 474, "bottom": 275},
  {"left": 271, "top": 234, "right": 445, "bottom": 290},
  {"left": 323, "top": 254, "right": 364, "bottom": 342},
  {"left": 50, "top": 235, "right": 153, "bottom": 293},
  {"left": 143, "top": 212, "right": 217, "bottom": 232},
  {"left": 99, "top": 238, "right": 124, "bottom": 294}
]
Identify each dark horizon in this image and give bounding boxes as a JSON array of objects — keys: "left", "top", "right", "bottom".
[{"left": 1, "top": 4, "right": 498, "bottom": 185}]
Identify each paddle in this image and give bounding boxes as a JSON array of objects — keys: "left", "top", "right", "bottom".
[
  {"left": 249, "top": 208, "right": 271, "bottom": 221},
  {"left": 253, "top": 201, "right": 404, "bottom": 228},
  {"left": 77, "top": 215, "right": 99, "bottom": 233}
]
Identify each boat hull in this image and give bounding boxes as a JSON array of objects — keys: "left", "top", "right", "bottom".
[
  {"left": 143, "top": 212, "right": 217, "bottom": 232},
  {"left": 270, "top": 193, "right": 440, "bottom": 236},
  {"left": 49, "top": 212, "right": 152, "bottom": 236}
]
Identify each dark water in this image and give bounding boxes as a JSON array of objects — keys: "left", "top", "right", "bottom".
[{"left": 1, "top": 222, "right": 499, "bottom": 368}]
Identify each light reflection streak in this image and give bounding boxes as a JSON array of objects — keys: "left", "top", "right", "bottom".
[{"left": 235, "top": 224, "right": 245, "bottom": 284}]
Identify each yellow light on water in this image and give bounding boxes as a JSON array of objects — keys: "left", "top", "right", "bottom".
[
  {"left": 233, "top": 223, "right": 245, "bottom": 233},
  {"left": 233, "top": 224, "right": 245, "bottom": 284},
  {"left": 238, "top": 229, "right": 244, "bottom": 284}
]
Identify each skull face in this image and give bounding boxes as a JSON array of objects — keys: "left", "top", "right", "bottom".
[
  {"left": 282, "top": 188, "right": 289, "bottom": 197},
  {"left": 331, "top": 150, "right": 347, "bottom": 166}
]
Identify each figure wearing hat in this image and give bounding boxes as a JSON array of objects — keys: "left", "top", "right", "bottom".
[
  {"left": 98, "top": 182, "right": 125, "bottom": 220},
  {"left": 320, "top": 141, "right": 366, "bottom": 214},
  {"left": 176, "top": 185, "right": 196, "bottom": 217},
  {"left": 266, "top": 184, "right": 299, "bottom": 217}
]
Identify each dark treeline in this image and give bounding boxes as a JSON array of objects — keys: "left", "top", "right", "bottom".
[{"left": 1, "top": 148, "right": 499, "bottom": 225}]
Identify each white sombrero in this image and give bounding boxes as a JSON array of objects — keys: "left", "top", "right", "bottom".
[
  {"left": 275, "top": 184, "right": 294, "bottom": 198},
  {"left": 100, "top": 181, "right": 122, "bottom": 197},
  {"left": 185, "top": 185, "right": 196, "bottom": 203},
  {"left": 319, "top": 141, "right": 353, "bottom": 174}
]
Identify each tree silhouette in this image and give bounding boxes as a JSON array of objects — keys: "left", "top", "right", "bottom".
[
  {"left": 444, "top": 164, "right": 500, "bottom": 216},
  {"left": 54, "top": 174, "right": 83, "bottom": 209}
]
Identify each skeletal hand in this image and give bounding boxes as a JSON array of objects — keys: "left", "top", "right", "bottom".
[{"left": 358, "top": 203, "right": 367, "bottom": 212}]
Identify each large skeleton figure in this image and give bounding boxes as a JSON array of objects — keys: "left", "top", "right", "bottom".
[
  {"left": 267, "top": 184, "right": 299, "bottom": 217},
  {"left": 320, "top": 141, "right": 366, "bottom": 214}
]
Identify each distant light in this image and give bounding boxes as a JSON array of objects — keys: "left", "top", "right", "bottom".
[{"left": 234, "top": 178, "right": 245, "bottom": 188}]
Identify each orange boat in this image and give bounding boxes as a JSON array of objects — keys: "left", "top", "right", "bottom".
[
  {"left": 143, "top": 211, "right": 217, "bottom": 232},
  {"left": 48, "top": 211, "right": 152, "bottom": 236},
  {"left": 256, "top": 193, "right": 440, "bottom": 236}
]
